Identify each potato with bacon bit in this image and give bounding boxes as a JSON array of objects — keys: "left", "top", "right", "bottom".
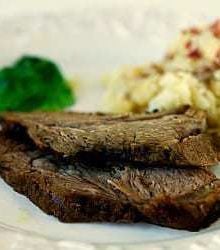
[{"left": 103, "top": 20, "right": 220, "bottom": 128}]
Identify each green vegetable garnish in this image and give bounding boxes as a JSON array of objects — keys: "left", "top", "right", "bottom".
[{"left": 0, "top": 55, "right": 75, "bottom": 111}]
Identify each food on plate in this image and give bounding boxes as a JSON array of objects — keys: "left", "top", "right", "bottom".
[
  {"left": 0, "top": 109, "right": 220, "bottom": 231},
  {"left": 0, "top": 56, "right": 75, "bottom": 112},
  {"left": 1, "top": 20, "right": 220, "bottom": 233},
  {"left": 2, "top": 107, "right": 218, "bottom": 167},
  {"left": 164, "top": 19, "right": 220, "bottom": 73},
  {"left": 102, "top": 20, "right": 220, "bottom": 127}
]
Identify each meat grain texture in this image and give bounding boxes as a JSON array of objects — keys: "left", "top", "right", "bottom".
[
  {"left": 2, "top": 108, "right": 218, "bottom": 167},
  {"left": 0, "top": 109, "right": 220, "bottom": 231}
]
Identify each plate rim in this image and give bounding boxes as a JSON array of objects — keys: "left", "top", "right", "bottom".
[
  {"left": 1, "top": 221, "right": 220, "bottom": 250},
  {"left": 0, "top": 1, "right": 220, "bottom": 249}
]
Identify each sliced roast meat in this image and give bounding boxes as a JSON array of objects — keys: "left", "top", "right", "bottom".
[
  {"left": 0, "top": 135, "right": 219, "bottom": 231},
  {"left": 1, "top": 108, "right": 218, "bottom": 167}
]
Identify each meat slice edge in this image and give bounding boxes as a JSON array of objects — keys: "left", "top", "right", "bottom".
[
  {"left": 1, "top": 109, "right": 218, "bottom": 167},
  {"left": 0, "top": 135, "right": 219, "bottom": 231}
]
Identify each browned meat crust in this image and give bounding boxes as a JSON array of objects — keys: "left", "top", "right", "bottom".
[
  {"left": 1, "top": 108, "right": 218, "bottom": 167},
  {"left": 0, "top": 133, "right": 219, "bottom": 231}
]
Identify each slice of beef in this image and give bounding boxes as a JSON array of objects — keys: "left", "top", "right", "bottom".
[
  {"left": 208, "top": 129, "right": 220, "bottom": 160},
  {"left": 0, "top": 135, "right": 219, "bottom": 231},
  {"left": 1, "top": 106, "right": 190, "bottom": 127},
  {"left": 1, "top": 108, "right": 218, "bottom": 167},
  {"left": 110, "top": 168, "right": 220, "bottom": 231}
]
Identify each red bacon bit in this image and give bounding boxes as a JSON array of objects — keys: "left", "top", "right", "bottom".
[
  {"left": 187, "top": 48, "right": 202, "bottom": 60},
  {"left": 182, "top": 27, "right": 201, "bottom": 35},
  {"left": 210, "top": 20, "right": 220, "bottom": 38},
  {"left": 189, "top": 27, "right": 201, "bottom": 35},
  {"left": 185, "top": 40, "right": 202, "bottom": 60},
  {"left": 185, "top": 40, "right": 192, "bottom": 49}
]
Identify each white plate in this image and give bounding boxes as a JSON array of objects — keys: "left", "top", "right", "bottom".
[{"left": 0, "top": 1, "right": 220, "bottom": 249}]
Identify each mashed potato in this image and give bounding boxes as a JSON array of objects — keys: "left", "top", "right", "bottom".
[
  {"left": 102, "top": 64, "right": 162, "bottom": 113},
  {"left": 102, "top": 20, "right": 220, "bottom": 127},
  {"left": 164, "top": 20, "right": 220, "bottom": 73}
]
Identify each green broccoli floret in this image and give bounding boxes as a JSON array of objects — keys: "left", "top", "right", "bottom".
[{"left": 0, "top": 55, "right": 75, "bottom": 111}]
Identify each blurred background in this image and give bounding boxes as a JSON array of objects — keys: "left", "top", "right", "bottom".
[
  {"left": 0, "top": 0, "right": 220, "bottom": 111},
  {"left": 0, "top": 0, "right": 219, "bottom": 75}
]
